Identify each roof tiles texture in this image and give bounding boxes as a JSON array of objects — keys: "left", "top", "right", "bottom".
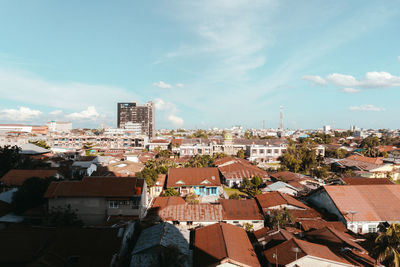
[
  {"left": 167, "top": 167, "right": 221, "bottom": 187},
  {"left": 324, "top": 184, "right": 400, "bottom": 222},
  {"left": 1, "top": 169, "right": 58, "bottom": 187},
  {"left": 218, "top": 160, "right": 269, "bottom": 180},
  {"left": 44, "top": 177, "right": 144, "bottom": 198},
  {"left": 158, "top": 203, "right": 223, "bottom": 222},
  {"left": 194, "top": 222, "right": 261, "bottom": 267},
  {"left": 342, "top": 177, "right": 393, "bottom": 185},
  {"left": 220, "top": 199, "right": 263, "bottom": 220},
  {"left": 255, "top": 191, "right": 309, "bottom": 210}
]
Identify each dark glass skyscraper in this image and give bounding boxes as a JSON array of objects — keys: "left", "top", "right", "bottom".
[{"left": 117, "top": 101, "right": 155, "bottom": 138}]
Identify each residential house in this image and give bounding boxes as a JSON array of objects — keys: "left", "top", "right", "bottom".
[
  {"left": 219, "top": 199, "right": 264, "bottom": 230},
  {"left": 44, "top": 177, "right": 147, "bottom": 225},
  {"left": 215, "top": 157, "right": 269, "bottom": 187},
  {"left": 130, "top": 222, "right": 191, "bottom": 267},
  {"left": 166, "top": 167, "right": 221, "bottom": 198},
  {"left": 308, "top": 184, "right": 400, "bottom": 233},
  {"left": 263, "top": 181, "right": 299, "bottom": 196},
  {"left": 0, "top": 169, "right": 63, "bottom": 191},
  {"left": 72, "top": 161, "right": 97, "bottom": 177},
  {"left": 148, "top": 139, "right": 170, "bottom": 151},
  {"left": 149, "top": 174, "right": 166, "bottom": 198},
  {"left": 269, "top": 171, "right": 321, "bottom": 192},
  {"left": 193, "top": 222, "right": 261, "bottom": 267}
]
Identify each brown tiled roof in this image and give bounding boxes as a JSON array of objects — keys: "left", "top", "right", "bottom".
[
  {"left": 44, "top": 177, "right": 144, "bottom": 198},
  {"left": 342, "top": 177, "right": 393, "bottom": 185},
  {"left": 155, "top": 174, "right": 166, "bottom": 187},
  {"left": 255, "top": 191, "right": 309, "bottom": 210},
  {"left": 220, "top": 199, "right": 263, "bottom": 220},
  {"left": 256, "top": 228, "right": 294, "bottom": 244},
  {"left": 194, "top": 222, "right": 261, "bottom": 267},
  {"left": 0, "top": 169, "right": 58, "bottom": 187},
  {"left": 336, "top": 158, "right": 382, "bottom": 171},
  {"left": 346, "top": 155, "right": 384, "bottom": 165},
  {"left": 253, "top": 227, "right": 270, "bottom": 239},
  {"left": 298, "top": 219, "right": 347, "bottom": 232},
  {"left": 158, "top": 203, "right": 223, "bottom": 222},
  {"left": 149, "top": 139, "right": 170, "bottom": 144},
  {"left": 152, "top": 196, "right": 185, "bottom": 210},
  {"left": 378, "top": 145, "right": 399, "bottom": 152},
  {"left": 324, "top": 184, "right": 400, "bottom": 222},
  {"left": 171, "top": 138, "right": 183, "bottom": 146},
  {"left": 167, "top": 167, "right": 221, "bottom": 187},
  {"left": 217, "top": 159, "right": 269, "bottom": 180},
  {"left": 264, "top": 238, "right": 352, "bottom": 266}
]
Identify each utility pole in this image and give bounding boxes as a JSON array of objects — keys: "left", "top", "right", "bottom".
[{"left": 280, "top": 106, "right": 284, "bottom": 130}]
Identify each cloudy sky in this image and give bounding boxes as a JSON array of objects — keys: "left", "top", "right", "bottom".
[{"left": 0, "top": 0, "right": 399, "bottom": 129}]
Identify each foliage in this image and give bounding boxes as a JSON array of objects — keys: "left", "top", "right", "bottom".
[
  {"left": 11, "top": 177, "right": 52, "bottom": 214},
  {"left": 243, "top": 222, "right": 254, "bottom": 232},
  {"left": 309, "top": 132, "right": 333, "bottom": 144},
  {"left": 191, "top": 130, "right": 208, "bottom": 139},
  {"left": 240, "top": 177, "right": 261, "bottom": 197},
  {"left": 213, "top": 153, "right": 228, "bottom": 159},
  {"left": 268, "top": 208, "right": 294, "bottom": 228},
  {"left": 237, "top": 149, "right": 245, "bottom": 159},
  {"left": 360, "top": 136, "right": 380, "bottom": 149},
  {"left": 0, "top": 145, "right": 21, "bottom": 177},
  {"left": 374, "top": 223, "right": 400, "bottom": 267},
  {"left": 156, "top": 149, "right": 172, "bottom": 159},
  {"left": 244, "top": 131, "right": 252, "bottom": 139},
  {"left": 186, "top": 155, "right": 214, "bottom": 168},
  {"left": 229, "top": 192, "right": 241, "bottom": 199},
  {"left": 325, "top": 148, "right": 350, "bottom": 159},
  {"left": 161, "top": 188, "right": 179, "bottom": 197},
  {"left": 334, "top": 130, "right": 353, "bottom": 138},
  {"left": 29, "top": 140, "right": 50, "bottom": 149},
  {"left": 136, "top": 167, "right": 158, "bottom": 187},
  {"left": 185, "top": 193, "right": 199, "bottom": 204},
  {"left": 44, "top": 205, "right": 83, "bottom": 227}
]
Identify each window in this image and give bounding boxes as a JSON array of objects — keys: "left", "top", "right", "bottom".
[
  {"left": 233, "top": 221, "right": 239, "bottom": 223},
  {"left": 274, "top": 149, "right": 279, "bottom": 153},
  {"left": 368, "top": 225, "right": 377, "bottom": 233},
  {"left": 211, "top": 188, "right": 217, "bottom": 194},
  {"left": 187, "top": 221, "right": 193, "bottom": 226},
  {"left": 109, "top": 200, "right": 119, "bottom": 208},
  {"left": 252, "top": 149, "right": 257, "bottom": 154},
  {"left": 119, "top": 200, "right": 129, "bottom": 206},
  {"left": 259, "top": 149, "right": 264, "bottom": 154},
  {"left": 267, "top": 149, "right": 272, "bottom": 154}
]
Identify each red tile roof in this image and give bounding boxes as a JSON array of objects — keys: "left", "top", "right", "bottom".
[
  {"left": 324, "top": 184, "right": 400, "bottom": 222},
  {"left": 158, "top": 203, "right": 223, "bottom": 222},
  {"left": 217, "top": 159, "right": 269, "bottom": 180},
  {"left": 255, "top": 191, "right": 309, "bottom": 210},
  {"left": 152, "top": 196, "right": 185, "bottom": 210},
  {"left": 220, "top": 199, "right": 263, "bottom": 220},
  {"left": 342, "top": 177, "right": 393, "bottom": 185},
  {"left": 194, "top": 222, "right": 261, "bottom": 267},
  {"left": 167, "top": 167, "right": 221, "bottom": 187},
  {"left": 44, "top": 177, "right": 144, "bottom": 198},
  {"left": 155, "top": 174, "right": 166, "bottom": 187},
  {"left": 0, "top": 169, "right": 58, "bottom": 187},
  {"left": 346, "top": 155, "right": 384, "bottom": 165},
  {"left": 264, "top": 238, "right": 352, "bottom": 266},
  {"left": 298, "top": 219, "right": 347, "bottom": 232}
]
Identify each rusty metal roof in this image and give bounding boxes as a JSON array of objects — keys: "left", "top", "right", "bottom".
[
  {"left": 324, "top": 184, "right": 400, "bottom": 222},
  {"left": 255, "top": 191, "right": 309, "bottom": 210},
  {"left": 167, "top": 167, "right": 221, "bottom": 187},
  {"left": 158, "top": 203, "right": 223, "bottom": 222},
  {"left": 220, "top": 199, "right": 263, "bottom": 220}
]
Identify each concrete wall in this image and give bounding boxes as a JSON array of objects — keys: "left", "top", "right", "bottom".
[{"left": 285, "top": 255, "right": 353, "bottom": 267}]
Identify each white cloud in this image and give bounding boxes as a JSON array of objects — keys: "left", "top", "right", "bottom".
[
  {"left": 0, "top": 106, "right": 42, "bottom": 121},
  {"left": 304, "top": 71, "right": 400, "bottom": 89},
  {"left": 154, "top": 98, "right": 184, "bottom": 127},
  {"left": 341, "top": 88, "right": 360, "bottom": 93},
  {"left": 349, "top": 104, "right": 385, "bottom": 112},
  {"left": 176, "top": 83, "right": 184, "bottom": 88},
  {"left": 66, "top": 106, "right": 99, "bottom": 120},
  {"left": 49, "top": 110, "right": 63, "bottom": 115},
  {"left": 302, "top": 75, "right": 327, "bottom": 85},
  {"left": 153, "top": 81, "right": 172, "bottom": 89}
]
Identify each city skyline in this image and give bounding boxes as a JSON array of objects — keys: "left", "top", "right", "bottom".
[{"left": 1, "top": 1, "right": 400, "bottom": 129}]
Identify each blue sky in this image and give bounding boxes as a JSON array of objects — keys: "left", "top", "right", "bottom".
[{"left": 0, "top": 0, "right": 399, "bottom": 129}]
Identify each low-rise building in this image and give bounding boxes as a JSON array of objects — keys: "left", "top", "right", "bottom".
[
  {"left": 0, "top": 169, "right": 63, "bottom": 191},
  {"left": 44, "top": 177, "right": 147, "bottom": 225}
]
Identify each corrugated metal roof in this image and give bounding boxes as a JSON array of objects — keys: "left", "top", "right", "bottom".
[
  {"left": 167, "top": 167, "right": 221, "bottom": 187},
  {"left": 220, "top": 199, "right": 263, "bottom": 220}
]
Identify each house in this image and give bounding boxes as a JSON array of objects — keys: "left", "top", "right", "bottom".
[
  {"left": 262, "top": 181, "right": 299, "bottom": 196},
  {"left": 219, "top": 199, "right": 264, "bottom": 230},
  {"left": 264, "top": 237, "right": 354, "bottom": 267},
  {"left": 149, "top": 174, "right": 166, "bottom": 198},
  {"left": 193, "top": 222, "right": 261, "bottom": 267},
  {"left": 308, "top": 184, "right": 400, "bottom": 233},
  {"left": 0, "top": 169, "right": 63, "bottom": 191},
  {"left": 166, "top": 167, "right": 221, "bottom": 198},
  {"left": 255, "top": 191, "right": 309, "bottom": 212},
  {"left": 130, "top": 222, "right": 191, "bottom": 267},
  {"left": 44, "top": 177, "right": 147, "bottom": 225},
  {"left": 148, "top": 139, "right": 170, "bottom": 151},
  {"left": 215, "top": 157, "right": 269, "bottom": 187},
  {"left": 106, "top": 161, "right": 144, "bottom": 177},
  {"left": 269, "top": 171, "right": 321, "bottom": 192},
  {"left": 72, "top": 161, "right": 97, "bottom": 177}
]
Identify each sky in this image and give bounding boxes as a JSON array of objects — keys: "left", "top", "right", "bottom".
[{"left": 0, "top": 0, "right": 399, "bottom": 130}]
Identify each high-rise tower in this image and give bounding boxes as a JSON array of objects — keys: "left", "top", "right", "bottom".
[
  {"left": 280, "top": 105, "right": 284, "bottom": 130},
  {"left": 117, "top": 101, "right": 155, "bottom": 138}
]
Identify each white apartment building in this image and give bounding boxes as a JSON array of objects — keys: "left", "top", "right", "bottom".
[
  {"left": 248, "top": 143, "right": 288, "bottom": 163},
  {"left": 46, "top": 121, "right": 72, "bottom": 133}
]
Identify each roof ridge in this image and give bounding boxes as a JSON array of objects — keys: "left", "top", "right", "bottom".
[{"left": 219, "top": 223, "right": 230, "bottom": 260}]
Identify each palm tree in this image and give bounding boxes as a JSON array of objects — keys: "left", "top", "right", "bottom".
[{"left": 374, "top": 223, "right": 400, "bottom": 267}]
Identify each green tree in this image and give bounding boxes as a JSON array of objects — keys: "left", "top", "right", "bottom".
[
  {"left": 11, "top": 177, "right": 52, "bottom": 214},
  {"left": 229, "top": 192, "right": 240, "bottom": 199},
  {"left": 44, "top": 205, "right": 83, "bottom": 227},
  {"left": 237, "top": 149, "right": 245, "bottom": 159},
  {"left": 0, "top": 145, "right": 21, "bottom": 177},
  {"left": 243, "top": 222, "right": 254, "bottom": 232},
  {"left": 136, "top": 167, "right": 158, "bottom": 187},
  {"left": 161, "top": 188, "right": 179, "bottom": 197},
  {"left": 185, "top": 192, "right": 199, "bottom": 204},
  {"left": 240, "top": 178, "right": 261, "bottom": 197},
  {"left": 360, "top": 136, "right": 380, "bottom": 149},
  {"left": 374, "top": 223, "right": 400, "bottom": 267},
  {"left": 29, "top": 140, "right": 50, "bottom": 149},
  {"left": 268, "top": 208, "right": 294, "bottom": 228}
]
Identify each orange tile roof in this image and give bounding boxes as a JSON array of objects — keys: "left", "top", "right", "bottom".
[
  {"left": 158, "top": 203, "right": 223, "bottom": 222},
  {"left": 220, "top": 199, "right": 263, "bottom": 220},
  {"left": 152, "top": 196, "right": 185, "bottom": 210},
  {"left": 0, "top": 169, "right": 58, "bottom": 187},
  {"left": 324, "top": 184, "right": 400, "bottom": 222},
  {"left": 298, "top": 219, "right": 347, "bottom": 232},
  {"left": 255, "top": 191, "right": 309, "bottom": 210},
  {"left": 342, "top": 177, "right": 394, "bottom": 185},
  {"left": 44, "top": 177, "right": 144, "bottom": 198},
  {"left": 346, "top": 155, "right": 384, "bottom": 165},
  {"left": 194, "top": 222, "right": 261, "bottom": 267},
  {"left": 167, "top": 167, "right": 221, "bottom": 187},
  {"left": 264, "top": 238, "right": 352, "bottom": 266}
]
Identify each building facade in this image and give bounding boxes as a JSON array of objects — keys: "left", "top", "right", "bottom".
[{"left": 117, "top": 102, "right": 155, "bottom": 138}]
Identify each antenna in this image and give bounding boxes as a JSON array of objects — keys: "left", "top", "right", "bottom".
[
  {"left": 280, "top": 106, "right": 284, "bottom": 130},
  {"left": 263, "top": 120, "right": 265, "bottom": 130}
]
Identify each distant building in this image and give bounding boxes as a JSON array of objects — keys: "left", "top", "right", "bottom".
[
  {"left": 323, "top": 125, "right": 331, "bottom": 132},
  {"left": 117, "top": 102, "right": 155, "bottom": 138},
  {"left": 46, "top": 121, "right": 72, "bottom": 133}
]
